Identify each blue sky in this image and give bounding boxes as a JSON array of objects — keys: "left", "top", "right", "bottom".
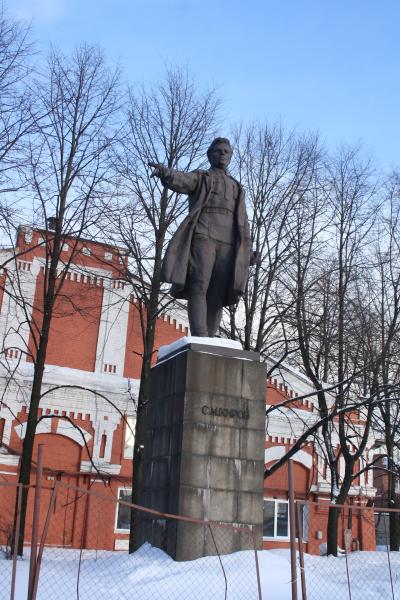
[{"left": 9, "top": 0, "right": 400, "bottom": 171}]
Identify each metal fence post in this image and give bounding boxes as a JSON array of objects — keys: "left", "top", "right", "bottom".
[
  {"left": 288, "top": 459, "right": 298, "bottom": 600},
  {"left": 342, "top": 510, "right": 352, "bottom": 600},
  {"left": 208, "top": 524, "right": 228, "bottom": 600},
  {"left": 295, "top": 501, "right": 307, "bottom": 600},
  {"left": 31, "top": 480, "right": 60, "bottom": 600},
  {"left": 382, "top": 511, "right": 395, "bottom": 600},
  {"left": 10, "top": 483, "right": 22, "bottom": 600},
  {"left": 28, "top": 444, "right": 44, "bottom": 600},
  {"left": 251, "top": 526, "right": 263, "bottom": 600}
]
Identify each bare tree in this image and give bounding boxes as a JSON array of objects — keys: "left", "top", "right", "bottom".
[
  {"left": 0, "top": 4, "right": 35, "bottom": 252},
  {"left": 274, "top": 145, "right": 378, "bottom": 555},
  {"left": 366, "top": 173, "right": 400, "bottom": 549},
  {"left": 3, "top": 44, "right": 121, "bottom": 554},
  {"left": 226, "top": 123, "right": 323, "bottom": 364},
  {"left": 106, "top": 67, "right": 220, "bottom": 551},
  {"left": 321, "top": 147, "right": 377, "bottom": 554},
  {"left": 0, "top": 6, "right": 34, "bottom": 199}
]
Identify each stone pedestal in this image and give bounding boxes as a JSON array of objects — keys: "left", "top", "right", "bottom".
[{"left": 136, "top": 338, "right": 266, "bottom": 561}]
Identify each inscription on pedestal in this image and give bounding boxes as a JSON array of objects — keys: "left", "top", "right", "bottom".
[{"left": 201, "top": 404, "right": 250, "bottom": 420}]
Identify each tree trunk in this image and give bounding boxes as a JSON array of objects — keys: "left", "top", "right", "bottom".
[
  {"left": 326, "top": 464, "right": 354, "bottom": 556},
  {"left": 13, "top": 230, "right": 61, "bottom": 555},
  {"left": 388, "top": 470, "right": 400, "bottom": 551},
  {"left": 14, "top": 327, "right": 51, "bottom": 554},
  {"left": 128, "top": 358, "right": 150, "bottom": 553},
  {"left": 15, "top": 362, "right": 45, "bottom": 555},
  {"left": 128, "top": 313, "right": 157, "bottom": 552},
  {"left": 129, "top": 222, "right": 165, "bottom": 553},
  {"left": 327, "top": 506, "right": 340, "bottom": 557}
]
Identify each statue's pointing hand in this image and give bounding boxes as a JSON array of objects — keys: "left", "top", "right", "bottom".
[{"left": 148, "top": 162, "right": 166, "bottom": 179}]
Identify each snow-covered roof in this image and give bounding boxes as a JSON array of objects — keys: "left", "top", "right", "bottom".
[{"left": 0, "top": 360, "right": 139, "bottom": 396}]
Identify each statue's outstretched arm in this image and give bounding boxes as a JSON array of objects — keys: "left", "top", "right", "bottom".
[{"left": 148, "top": 162, "right": 199, "bottom": 195}]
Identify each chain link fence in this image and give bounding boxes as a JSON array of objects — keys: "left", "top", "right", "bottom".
[
  {"left": 0, "top": 480, "right": 262, "bottom": 599},
  {"left": 2, "top": 477, "right": 400, "bottom": 600},
  {"left": 0, "top": 482, "right": 19, "bottom": 600},
  {"left": 296, "top": 500, "right": 400, "bottom": 600}
]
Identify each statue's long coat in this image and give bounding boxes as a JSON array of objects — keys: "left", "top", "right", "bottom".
[{"left": 160, "top": 169, "right": 251, "bottom": 307}]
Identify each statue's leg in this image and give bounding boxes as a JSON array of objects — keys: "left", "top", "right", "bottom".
[
  {"left": 206, "top": 242, "right": 235, "bottom": 337},
  {"left": 187, "top": 236, "right": 216, "bottom": 337},
  {"left": 207, "top": 306, "right": 223, "bottom": 337}
]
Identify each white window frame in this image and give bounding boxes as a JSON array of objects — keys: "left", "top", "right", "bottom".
[
  {"left": 114, "top": 487, "right": 132, "bottom": 533},
  {"left": 263, "top": 498, "right": 290, "bottom": 540},
  {"left": 123, "top": 416, "right": 136, "bottom": 459},
  {"left": 263, "top": 498, "right": 308, "bottom": 542}
]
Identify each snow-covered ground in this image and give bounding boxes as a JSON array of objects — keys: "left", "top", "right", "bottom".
[{"left": 1, "top": 545, "right": 399, "bottom": 599}]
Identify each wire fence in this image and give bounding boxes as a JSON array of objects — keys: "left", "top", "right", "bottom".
[
  {"left": 0, "top": 482, "right": 19, "bottom": 600},
  {"left": 295, "top": 500, "right": 400, "bottom": 600},
  {"left": 0, "top": 480, "right": 262, "bottom": 600},
  {"left": 2, "top": 475, "right": 400, "bottom": 600}
]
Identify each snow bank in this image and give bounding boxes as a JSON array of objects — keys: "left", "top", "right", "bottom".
[{"left": 1, "top": 545, "right": 399, "bottom": 599}]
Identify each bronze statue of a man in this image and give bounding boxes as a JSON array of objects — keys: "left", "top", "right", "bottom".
[{"left": 149, "top": 137, "right": 252, "bottom": 337}]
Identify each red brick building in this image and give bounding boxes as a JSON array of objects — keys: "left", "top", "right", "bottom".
[
  {"left": 0, "top": 226, "right": 377, "bottom": 553},
  {"left": 264, "top": 368, "right": 376, "bottom": 553},
  {"left": 0, "top": 226, "right": 188, "bottom": 550}
]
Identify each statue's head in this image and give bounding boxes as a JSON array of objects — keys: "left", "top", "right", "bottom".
[{"left": 207, "top": 137, "right": 233, "bottom": 170}]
